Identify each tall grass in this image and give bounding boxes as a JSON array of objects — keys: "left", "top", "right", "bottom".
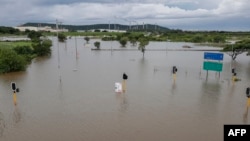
[{"left": 0, "top": 41, "right": 32, "bottom": 49}]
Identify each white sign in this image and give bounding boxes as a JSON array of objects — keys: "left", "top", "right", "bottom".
[{"left": 115, "top": 82, "right": 122, "bottom": 93}]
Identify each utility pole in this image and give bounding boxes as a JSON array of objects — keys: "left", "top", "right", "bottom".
[
  {"left": 109, "top": 21, "right": 110, "bottom": 32},
  {"left": 56, "top": 19, "right": 59, "bottom": 37},
  {"left": 56, "top": 19, "right": 62, "bottom": 82},
  {"left": 56, "top": 19, "right": 60, "bottom": 69}
]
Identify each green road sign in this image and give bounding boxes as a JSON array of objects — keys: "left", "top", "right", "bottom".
[{"left": 203, "top": 61, "right": 223, "bottom": 72}]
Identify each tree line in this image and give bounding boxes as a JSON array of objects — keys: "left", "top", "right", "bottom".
[
  {"left": 0, "top": 26, "right": 21, "bottom": 35},
  {"left": 58, "top": 30, "right": 250, "bottom": 59}
]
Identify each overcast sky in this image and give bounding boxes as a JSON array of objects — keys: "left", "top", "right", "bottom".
[{"left": 0, "top": 0, "right": 249, "bottom": 31}]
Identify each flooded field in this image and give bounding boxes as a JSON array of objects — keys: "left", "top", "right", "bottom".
[{"left": 0, "top": 37, "right": 250, "bottom": 141}]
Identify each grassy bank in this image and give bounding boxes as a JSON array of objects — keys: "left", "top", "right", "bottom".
[{"left": 0, "top": 41, "right": 32, "bottom": 49}]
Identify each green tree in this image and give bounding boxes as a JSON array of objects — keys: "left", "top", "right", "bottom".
[
  {"left": 0, "top": 26, "right": 20, "bottom": 34},
  {"left": 119, "top": 37, "right": 128, "bottom": 47},
  {"left": 130, "top": 38, "right": 137, "bottom": 46},
  {"left": 13, "top": 45, "right": 35, "bottom": 62},
  {"left": 58, "top": 33, "right": 67, "bottom": 42},
  {"left": 0, "top": 48, "right": 27, "bottom": 73},
  {"left": 84, "top": 36, "right": 90, "bottom": 43},
  {"left": 213, "top": 35, "right": 225, "bottom": 43},
  {"left": 94, "top": 41, "right": 101, "bottom": 50},
  {"left": 102, "top": 36, "right": 116, "bottom": 41},
  {"left": 32, "top": 39, "right": 52, "bottom": 56},
  {"left": 27, "top": 31, "right": 42, "bottom": 41},
  {"left": 138, "top": 37, "right": 149, "bottom": 58},
  {"left": 191, "top": 35, "right": 205, "bottom": 43},
  {"left": 223, "top": 39, "right": 250, "bottom": 60},
  {"left": 13, "top": 46, "right": 33, "bottom": 55}
]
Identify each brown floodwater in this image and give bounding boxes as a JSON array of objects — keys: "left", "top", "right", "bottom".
[{"left": 0, "top": 37, "right": 250, "bottom": 141}]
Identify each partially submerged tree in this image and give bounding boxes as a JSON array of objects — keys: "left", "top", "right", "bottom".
[
  {"left": 223, "top": 39, "right": 250, "bottom": 60},
  {"left": 84, "top": 36, "right": 90, "bottom": 44},
  {"left": 130, "top": 38, "right": 137, "bottom": 46},
  {"left": 138, "top": 37, "right": 149, "bottom": 58},
  {"left": 32, "top": 38, "right": 52, "bottom": 56},
  {"left": 119, "top": 37, "right": 128, "bottom": 47},
  {"left": 226, "top": 48, "right": 245, "bottom": 60},
  {"left": 58, "top": 33, "right": 67, "bottom": 42},
  {"left": 27, "top": 31, "right": 42, "bottom": 41},
  {"left": 94, "top": 41, "right": 101, "bottom": 50}
]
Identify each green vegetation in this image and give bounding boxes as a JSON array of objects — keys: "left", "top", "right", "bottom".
[
  {"left": 58, "top": 29, "right": 248, "bottom": 59},
  {"left": 138, "top": 37, "right": 149, "bottom": 58},
  {"left": 84, "top": 36, "right": 90, "bottom": 43},
  {"left": 0, "top": 30, "right": 52, "bottom": 73},
  {"left": 46, "top": 30, "right": 249, "bottom": 46},
  {"left": 58, "top": 33, "right": 67, "bottom": 42},
  {"left": 0, "top": 26, "right": 21, "bottom": 35},
  {"left": 32, "top": 38, "right": 52, "bottom": 56},
  {"left": 102, "top": 35, "right": 116, "bottom": 41},
  {"left": 94, "top": 41, "right": 101, "bottom": 50},
  {"left": 1, "top": 25, "right": 250, "bottom": 73},
  {"left": 0, "top": 48, "right": 27, "bottom": 73},
  {"left": 0, "top": 41, "right": 32, "bottom": 48},
  {"left": 222, "top": 39, "right": 250, "bottom": 60},
  {"left": 13, "top": 45, "right": 35, "bottom": 62},
  {"left": 27, "top": 30, "right": 42, "bottom": 41},
  {"left": 119, "top": 37, "right": 129, "bottom": 47}
]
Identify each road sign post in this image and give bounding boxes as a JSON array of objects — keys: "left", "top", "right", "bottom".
[
  {"left": 203, "top": 61, "right": 223, "bottom": 72},
  {"left": 204, "top": 52, "right": 224, "bottom": 61},
  {"left": 203, "top": 52, "right": 224, "bottom": 79}
]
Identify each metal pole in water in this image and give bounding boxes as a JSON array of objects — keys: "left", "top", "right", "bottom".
[
  {"left": 122, "top": 80, "right": 126, "bottom": 92},
  {"left": 173, "top": 73, "right": 176, "bottom": 82},
  {"left": 56, "top": 19, "right": 62, "bottom": 82},
  {"left": 73, "top": 36, "right": 78, "bottom": 71},
  {"left": 75, "top": 36, "right": 78, "bottom": 60},
  {"left": 11, "top": 82, "right": 18, "bottom": 105},
  {"left": 13, "top": 92, "right": 17, "bottom": 106},
  {"left": 206, "top": 70, "right": 208, "bottom": 77},
  {"left": 247, "top": 98, "right": 250, "bottom": 109},
  {"left": 122, "top": 73, "right": 128, "bottom": 92}
]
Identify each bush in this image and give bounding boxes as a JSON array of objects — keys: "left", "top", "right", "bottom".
[
  {"left": 58, "top": 33, "right": 67, "bottom": 42},
  {"left": 27, "top": 31, "right": 42, "bottom": 41},
  {"left": 33, "top": 39, "right": 52, "bottom": 56},
  {"left": 84, "top": 36, "right": 90, "bottom": 43},
  {"left": 0, "top": 48, "right": 27, "bottom": 73},
  {"left": 94, "top": 41, "right": 101, "bottom": 49},
  {"left": 13, "top": 45, "right": 35, "bottom": 62},
  {"left": 13, "top": 45, "right": 33, "bottom": 54},
  {"left": 119, "top": 37, "right": 129, "bottom": 47}
]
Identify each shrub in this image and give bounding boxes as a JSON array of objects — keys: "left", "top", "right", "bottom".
[{"left": 0, "top": 48, "right": 27, "bottom": 73}]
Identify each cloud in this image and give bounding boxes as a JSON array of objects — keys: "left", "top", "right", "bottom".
[
  {"left": 215, "top": 0, "right": 250, "bottom": 16},
  {"left": 0, "top": 0, "right": 249, "bottom": 30}
]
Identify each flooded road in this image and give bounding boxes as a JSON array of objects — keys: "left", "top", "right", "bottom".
[{"left": 0, "top": 37, "right": 250, "bottom": 141}]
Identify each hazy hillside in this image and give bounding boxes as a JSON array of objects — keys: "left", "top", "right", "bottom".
[{"left": 22, "top": 23, "right": 170, "bottom": 31}]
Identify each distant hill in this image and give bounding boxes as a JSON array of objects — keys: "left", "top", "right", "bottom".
[{"left": 22, "top": 22, "right": 170, "bottom": 32}]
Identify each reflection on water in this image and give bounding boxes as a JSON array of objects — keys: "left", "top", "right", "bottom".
[
  {"left": 12, "top": 106, "right": 21, "bottom": 124},
  {"left": 0, "top": 112, "right": 5, "bottom": 137},
  {"left": 243, "top": 98, "right": 250, "bottom": 123},
  {"left": 0, "top": 38, "right": 250, "bottom": 141},
  {"left": 243, "top": 107, "right": 249, "bottom": 123},
  {"left": 171, "top": 78, "right": 176, "bottom": 94},
  {"left": 116, "top": 93, "right": 129, "bottom": 114}
]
